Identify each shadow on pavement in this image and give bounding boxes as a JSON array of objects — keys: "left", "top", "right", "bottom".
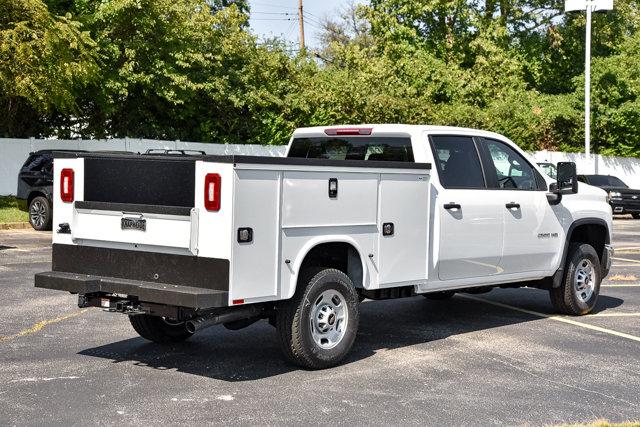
[{"left": 78, "top": 291, "right": 626, "bottom": 382}]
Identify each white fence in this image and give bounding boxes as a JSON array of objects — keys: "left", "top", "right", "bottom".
[
  {"left": 530, "top": 150, "right": 640, "bottom": 189},
  {"left": 1, "top": 138, "right": 639, "bottom": 195}
]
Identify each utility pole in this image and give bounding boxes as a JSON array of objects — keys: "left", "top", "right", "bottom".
[
  {"left": 584, "top": 1, "right": 592, "bottom": 157},
  {"left": 298, "top": 0, "right": 305, "bottom": 52},
  {"left": 565, "top": 0, "right": 613, "bottom": 166}
]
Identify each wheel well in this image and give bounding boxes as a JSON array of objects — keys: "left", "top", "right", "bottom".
[
  {"left": 569, "top": 223, "right": 607, "bottom": 263},
  {"left": 27, "top": 191, "right": 46, "bottom": 206},
  {"left": 298, "top": 242, "right": 364, "bottom": 289}
]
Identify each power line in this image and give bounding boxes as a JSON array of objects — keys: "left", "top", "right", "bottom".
[
  {"left": 303, "top": 13, "right": 324, "bottom": 27},
  {"left": 252, "top": 18, "right": 294, "bottom": 21},
  {"left": 251, "top": 11, "right": 295, "bottom": 15},
  {"left": 303, "top": 11, "right": 323, "bottom": 21}
]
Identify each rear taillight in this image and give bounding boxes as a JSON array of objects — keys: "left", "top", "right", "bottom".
[
  {"left": 60, "top": 168, "right": 74, "bottom": 203},
  {"left": 204, "top": 173, "right": 221, "bottom": 211}
]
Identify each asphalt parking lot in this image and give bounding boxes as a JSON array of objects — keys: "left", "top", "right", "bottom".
[{"left": 1, "top": 221, "right": 640, "bottom": 425}]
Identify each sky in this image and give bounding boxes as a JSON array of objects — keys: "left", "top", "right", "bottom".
[{"left": 247, "top": 0, "right": 360, "bottom": 49}]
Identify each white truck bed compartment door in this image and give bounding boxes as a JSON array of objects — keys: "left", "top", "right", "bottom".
[
  {"left": 281, "top": 171, "right": 378, "bottom": 228},
  {"left": 230, "top": 169, "right": 281, "bottom": 301},
  {"left": 377, "top": 173, "right": 429, "bottom": 285}
]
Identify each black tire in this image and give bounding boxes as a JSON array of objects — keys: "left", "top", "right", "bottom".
[
  {"left": 423, "top": 291, "right": 455, "bottom": 300},
  {"left": 276, "top": 268, "right": 359, "bottom": 369},
  {"left": 28, "top": 196, "right": 52, "bottom": 231},
  {"left": 129, "top": 315, "right": 193, "bottom": 343},
  {"left": 550, "top": 243, "right": 601, "bottom": 315},
  {"left": 632, "top": 213, "right": 640, "bottom": 219}
]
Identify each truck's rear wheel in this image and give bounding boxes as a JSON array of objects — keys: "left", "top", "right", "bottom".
[
  {"left": 276, "top": 268, "right": 359, "bottom": 369},
  {"left": 129, "top": 315, "right": 193, "bottom": 343},
  {"left": 550, "top": 243, "right": 601, "bottom": 315}
]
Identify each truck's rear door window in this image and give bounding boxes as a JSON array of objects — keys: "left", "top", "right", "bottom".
[
  {"left": 288, "top": 137, "right": 414, "bottom": 162},
  {"left": 430, "top": 136, "right": 485, "bottom": 188}
]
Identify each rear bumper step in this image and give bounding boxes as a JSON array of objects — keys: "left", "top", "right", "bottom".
[{"left": 35, "top": 271, "right": 228, "bottom": 309}]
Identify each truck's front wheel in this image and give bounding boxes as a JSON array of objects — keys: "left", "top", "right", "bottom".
[
  {"left": 129, "top": 315, "right": 193, "bottom": 343},
  {"left": 550, "top": 243, "right": 601, "bottom": 315},
  {"left": 276, "top": 268, "right": 359, "bottom": 369}
]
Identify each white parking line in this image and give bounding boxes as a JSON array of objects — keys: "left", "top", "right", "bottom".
[
  {"left": 588, "top": 313, "right": 640, "bottom": 317},
  {"left": 459, "top": 294, "right": 640, "bottom": 344},
  {"left": 602, "top": 284, "right": 640, "bottom": 287}
]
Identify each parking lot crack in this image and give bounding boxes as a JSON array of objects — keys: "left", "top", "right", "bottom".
[{"left": 452, "top": 347, "right": 639, "bottom": 408}]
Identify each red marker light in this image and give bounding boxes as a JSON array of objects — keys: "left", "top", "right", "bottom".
[
  {"left": 60, "top": 168, "right": 74, "bottom": 202},
  {"left": 204, "top": 173, "right": 221, "bottom": 211}
]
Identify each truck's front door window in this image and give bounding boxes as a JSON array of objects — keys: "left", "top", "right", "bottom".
[
  {"left": 482, "top": 139, "right": 539, "bottom": 190},
  {"left": 288, "top": 137, "right": 414, "bottom": 162}
]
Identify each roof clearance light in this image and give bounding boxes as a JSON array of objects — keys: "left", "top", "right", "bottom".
[{"left": 324, "top": 128, "right": 373, "bottom": 136}]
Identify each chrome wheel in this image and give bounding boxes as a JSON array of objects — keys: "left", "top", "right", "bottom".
[
  {"left": 574, "top": 259, "right": 596, "bottom": 303},
  {"left": 29, "top": 200, "right": 47, "bottom": 228},
  {"left": 310, "top": 289, "right": 348, "bottom": 349}
]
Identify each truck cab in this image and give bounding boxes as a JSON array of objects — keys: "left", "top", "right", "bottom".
[{"left": 35, "top": 125, "right": 613, "bottom": 369}]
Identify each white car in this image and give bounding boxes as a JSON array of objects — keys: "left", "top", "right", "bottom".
[{"left": 36, "top": 125, "right": 613, "bottom": 369}]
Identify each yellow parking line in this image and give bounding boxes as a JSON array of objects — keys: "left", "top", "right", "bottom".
[
  {"left": 459, "top": 294, "right": 640, "bottom": 344},
  {"left": 613, "top": 256, "right": 640, "bottom": 265},
  {"left": 0, "top": 309, "right": 88, "bottom": 343}
]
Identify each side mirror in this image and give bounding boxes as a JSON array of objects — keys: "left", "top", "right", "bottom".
[{"left": 556, "top": 162, "right": 578, "bottom": 194}]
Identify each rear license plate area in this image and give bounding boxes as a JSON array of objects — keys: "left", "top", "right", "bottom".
[{"left": 121, "top": 217, "right": 146, "bottom": 231}]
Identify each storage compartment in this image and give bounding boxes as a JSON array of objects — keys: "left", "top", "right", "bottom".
[{"left": 281, "top": 171, "right": 378, "bottom": 228}]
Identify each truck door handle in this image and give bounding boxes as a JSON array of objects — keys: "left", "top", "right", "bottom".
[
  {"left": 444, "top": 203, "right": 461, "bottom": 210},
  {"left": 505, "top": 202, "right": 520, "bottom": 209}
]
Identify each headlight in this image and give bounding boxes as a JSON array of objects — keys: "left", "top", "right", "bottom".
[{"left": 609, "top": 191, "right": 622, "bottom": 198}]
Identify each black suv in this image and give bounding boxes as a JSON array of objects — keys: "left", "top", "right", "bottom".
[
  {"left": 16, "top": 150, "right": 87, "bottom": 230},
  {"left": 577, "top": 174, "right": 640, "bottom": 218}
]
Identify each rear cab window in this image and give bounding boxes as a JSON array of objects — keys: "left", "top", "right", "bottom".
[{"left": 288, "top": 136, "right": 414, "bottom": 162}]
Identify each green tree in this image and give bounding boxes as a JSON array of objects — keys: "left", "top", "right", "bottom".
[{"left": 0, "top": 0, "right": 97, "bottom": 137}]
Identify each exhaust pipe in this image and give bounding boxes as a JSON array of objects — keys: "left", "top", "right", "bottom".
[{"left": 186, "top": 306, "right": 262, "bottom": 334}]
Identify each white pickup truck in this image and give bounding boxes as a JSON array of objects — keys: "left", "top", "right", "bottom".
[{"left": 36, "top": 125, "right": 613, "bottom": 369}]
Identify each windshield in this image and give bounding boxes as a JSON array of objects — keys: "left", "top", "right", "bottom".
[
  {"left": 585, "top": 175, "right": 628, "bottom": 188},
  {"left": 288, "top": 137, "right": 414, "bottom": 162}
]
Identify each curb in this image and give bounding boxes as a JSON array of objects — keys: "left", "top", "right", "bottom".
[{"left": 0, "top": 222, "right": 31, "bottom": 231}]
